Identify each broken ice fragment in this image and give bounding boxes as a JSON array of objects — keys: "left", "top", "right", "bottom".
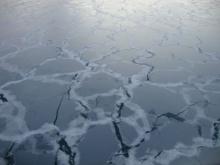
[{"left": 212, "top": 120, "right": 220, "bottom": 145}]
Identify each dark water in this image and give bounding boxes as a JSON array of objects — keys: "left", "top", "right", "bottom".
[{"left": 0, "top": 0, "right": 220, "bottom": 165}]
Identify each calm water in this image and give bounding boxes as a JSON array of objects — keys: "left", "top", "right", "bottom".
[{"left": 0, "top": 0, "right": 220, "bottom": 165}]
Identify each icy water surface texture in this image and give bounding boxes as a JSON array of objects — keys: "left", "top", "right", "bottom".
[{"left": 0, "top": 0, "right": 220, "bottom": 165}]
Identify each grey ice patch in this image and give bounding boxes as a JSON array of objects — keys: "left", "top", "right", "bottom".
[{"left": 76, "top": 73, "right": 121, "bottom": 97}]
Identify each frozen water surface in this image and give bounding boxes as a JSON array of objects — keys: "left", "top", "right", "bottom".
[{"left": 0, "top": 0, "right": 220, "bottom": 164}]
